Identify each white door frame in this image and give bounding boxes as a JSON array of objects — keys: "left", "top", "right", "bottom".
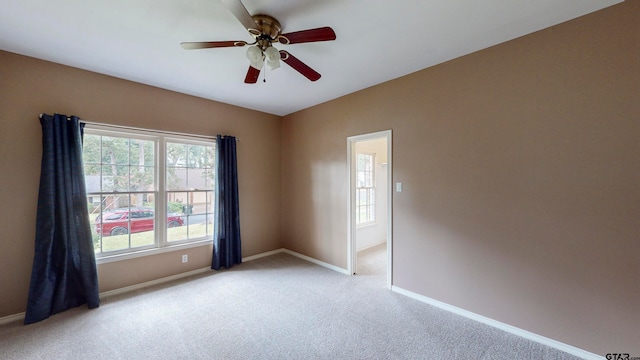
[{"left": 347, "top": 130, "right": 393, "bottom": 289}]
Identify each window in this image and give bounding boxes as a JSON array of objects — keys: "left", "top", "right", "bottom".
[
  {"left": 83, "top": 126, "right": 215, "bottom": 259},
  {"left": 356, "top": 153, "right": 375, "bottom": 225},
  {"left": 165, "top": 141, "right": 215, "bottom": 243}
]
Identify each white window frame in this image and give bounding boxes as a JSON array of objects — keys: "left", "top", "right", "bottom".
[
  {"left": 164, "top": 136, "right": 216, "bottom": 245},
  {"left": 84, "top": 125, "right": 215, "bottom": 264}
]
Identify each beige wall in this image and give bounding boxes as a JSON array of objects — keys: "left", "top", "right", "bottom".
[
  {"left": 282, "top": 1, "right": 639, "bottom": 355},
  {"left": 0, "top": 51, "right": 282, "bottom": 316}
]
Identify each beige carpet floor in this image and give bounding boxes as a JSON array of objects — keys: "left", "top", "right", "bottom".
[{"left": 0, "top": 251, "right": 583, "bottom": 359}]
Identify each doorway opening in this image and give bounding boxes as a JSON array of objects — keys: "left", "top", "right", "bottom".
[{"left": 347, "top": 130, "right": 392, "bottom": 289}]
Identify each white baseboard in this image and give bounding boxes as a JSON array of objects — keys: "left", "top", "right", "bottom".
[
  {"left": 282, "top": 249, "right": 350, "bottom": 275},
  {"left": 242, "top": 248, "right": 284, "bottom": 262},
  {"left": 391, "top": 286, "right": 603, "bottom": 360},
  {"left": 99, "top": 267, "right": 212, "bottom": 298},
  {"left": 0, "top": 249, "right": 288, "bottom": 325},
  {"left": 0, "top": 312, "right": 26, "bottom": 326},
  {"left": 101, "top": 249, "right": 290, "bottom": 298}
]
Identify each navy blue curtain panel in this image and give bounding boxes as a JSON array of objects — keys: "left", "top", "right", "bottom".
[
  {"left": 212, "top": 135, "right": 242, "bottom": 270},
  {"left": 25, "top": 113, "right": 100, "bottom": 324}
]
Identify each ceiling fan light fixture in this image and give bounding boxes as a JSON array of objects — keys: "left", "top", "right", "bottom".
[
  {"left": 246, "top": 45, "right": 264, "bottom": 70},
  {"left": 267, "top": 59, "right": 280, "bottom": 70},
  {"left": 250, "top": 59, "right": 264, "bottom": 70},
  {"left": 264, "top": 46, "right": 280, "bottom": 70}
]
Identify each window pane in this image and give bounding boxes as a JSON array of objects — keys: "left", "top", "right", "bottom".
[
  {"left": 355, "top": 153, "right": 375, "bottom": 225},
  {"left": 188, "top": 144, "right": 206, "bottom": 167},
  {"left": 100, "top": 165, "right": 113, "bottom": 192},
  {"left": 190, "top": 192, "right": 206, "bottom": 214},
  {"left": 206, "top": 192, "right": 213, "bottom": 213},
  {"left": 357, "top": 154, "right": 365, "bottom": 170},
  {"left": 357, "top": 189, "right": 367, "bottom": 206},
  {"left": 99, "top": 196, "right": 132, "bottom": 252},
  {"left": 84, "top": 166, "right": 101, "bottom": 194},
  {"left": 187, "top": 169, "right": 210, "bottom": 189},
  {"left": 102, "top": 136, "right": 129, "bottom": 165},
  {"left": 357, "top": 172, "right": 365, "bottom": 187},
  {"left": 91, "top": 195, "right": 156, "bottom": 253},
  {"left": 83, "top": 134, "right": 102, "bottom": 165},
  {"left": 167, "top": 191, "right": 213, "bottom": 243},
  {"left": 167, "top": 192, "right": 188, "bottom": 242},
  {"left": 205, "top": 146, "right": 215, "bottom": 168},
  {"left": 186, "top": 220, "right": 207, "bottom": 241},
  {"left": 166, "top": 141, "right": 214, "bottom": 242},
  {"left": 167, "top": 210, "right": 185, "bottom": 241},
  {"left": 87, "top": 197, "right": 102, "bottom": 254},
  {"left": 115, "top": 165, "right": 130, "bottom": 191},
  {"left": 365, "top": 173, "right": 373, "bottom": 187},
  {"left": 130, "top": 166, "right": 154, "bottom": 191},
  {"left": 129, "top": 139, "right": 154, "bottom": 166},
  {"left": 167, "top": 143, "right": 187, "bottom": 166},
  {"left": 100, "top": 164, "right": 129, "bottom": 192},
  {"left": 206, "top": 213, "right": 215, "bottom": 236},
  {"left": 106, "top": 194, "right": 128, "bottom": 210},
  {"left": 101, "top": 232, "right": 129, "bottom": 252},
  {"left": 167, "top": 167, "right": 187, "bottom": 190},
  {"left": 130, "top": 201, "right": 155, "bottom": 248},
  {"left": 168, "top": 191, "right": 187, "bottom": 210},
  {"left": 203, "top": 169, "right": 214, "bottom": 189}
]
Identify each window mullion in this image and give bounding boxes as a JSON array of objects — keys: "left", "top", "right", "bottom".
[{"left": 157, "top": 138, "right": 167, "bottom": 248}]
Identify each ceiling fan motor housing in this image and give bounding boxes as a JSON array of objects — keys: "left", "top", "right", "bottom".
[{"left": 249, "top": 15, "right": 281, "bottom": 40}]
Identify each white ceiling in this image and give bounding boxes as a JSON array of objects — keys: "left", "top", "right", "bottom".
[{"left": 0, "top": 0, "right": 621, "bottom": 116}]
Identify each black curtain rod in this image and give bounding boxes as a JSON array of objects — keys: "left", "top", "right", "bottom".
[
  {"left": 38, "top": 113, "right": 239, "bottom": 141},
  {"left": 39, "top": 113, "right": 71, "bottom": 120}
]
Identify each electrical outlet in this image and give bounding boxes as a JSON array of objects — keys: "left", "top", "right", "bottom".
[{"left": 181, "top": 254, "right": 188, "bottom": 263}]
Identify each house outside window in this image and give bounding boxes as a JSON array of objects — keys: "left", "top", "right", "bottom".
[
  {"left": 356, "top": 153, "right": 375, "bottom": 225},
  {"left": 82, "top": 125, "right": 215, "bottom": 259}
]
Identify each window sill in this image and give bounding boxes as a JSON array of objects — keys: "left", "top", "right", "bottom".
[{"left": 96, "top": 239, "right": 212, "bottom": 265}]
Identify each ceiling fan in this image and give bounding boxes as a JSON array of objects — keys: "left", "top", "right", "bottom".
[{"left": 181, "top": 0, "right": 336, "bottom": 84}]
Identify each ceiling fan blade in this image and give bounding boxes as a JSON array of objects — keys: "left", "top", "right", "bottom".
[
  {"left": 279, "top": 50, "right": 321, "bottom": 81},
  {"left": 278, "top": 27, "right": 336, "bottom": 45},
  {"left": 180, "top": 41, "right": 248, "bottom": 50},
  {"left": 221, "top": 0, "right": 258, "bottom": 32},
  {"left": 244, "top": 65, "right": 261, "bottom": 84}
]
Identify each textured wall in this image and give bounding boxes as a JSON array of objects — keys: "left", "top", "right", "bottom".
[{"left": 282, "top": 1, "right": 639, "bottom": 355}]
